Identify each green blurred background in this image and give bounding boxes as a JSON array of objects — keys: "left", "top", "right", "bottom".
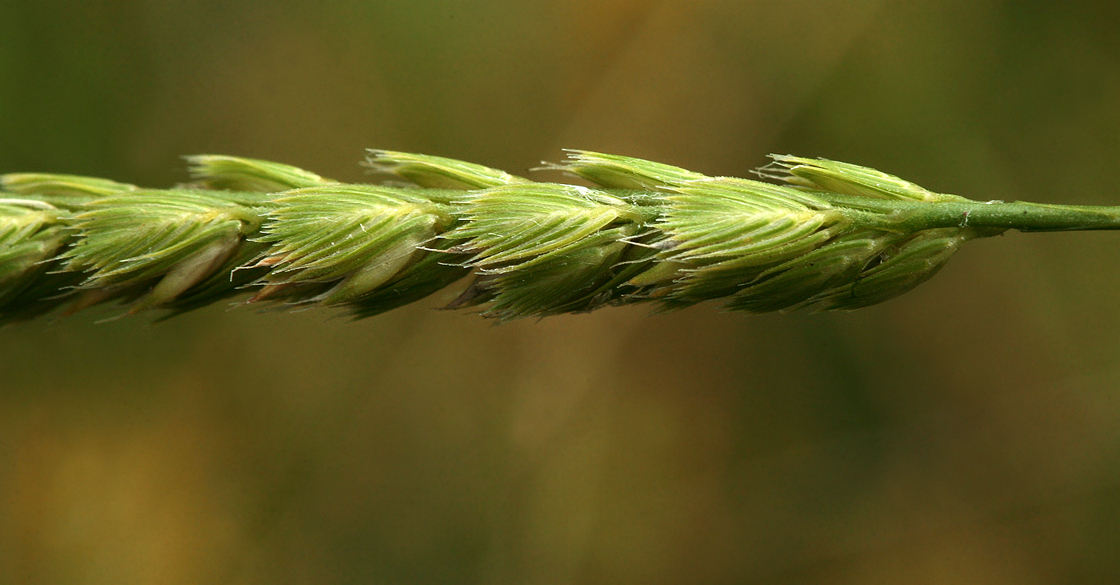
[{"left": 2, "top": 1, "right": 1120, "bottom": 583}]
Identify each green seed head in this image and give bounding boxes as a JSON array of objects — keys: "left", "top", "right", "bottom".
[
  {"left": 764, "top": 155, "right": 965, "bottom": 203},
  {"left": 3, "top": 149, "right": 1112, "bottom": 323},
  {"left": 365, "top": 150, "right": 530, "bottom": 190},
  {"left": 552, "top": 149, "right": 706, "bottom": 190},
  {"left": 0, "top": 173, "right": 139, "bottom": 209},
  {"left": 254, "top": 185, "right": 452, "bottom": 306},
  {"left": 186, "top": 155, "right": 337, "bottom": 192}
]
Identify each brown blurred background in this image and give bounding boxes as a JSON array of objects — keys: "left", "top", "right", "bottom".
[{"left": 2, "top": 0, "right": 1120, "bottom": 583}]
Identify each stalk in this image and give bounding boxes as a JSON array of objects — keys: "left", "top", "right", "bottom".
[
  {"left": 823, "top": 195, "right": 1120, "bottom": 233},
  {"left": 1, "top": 150, "right": 1116, "bottom": 323}
]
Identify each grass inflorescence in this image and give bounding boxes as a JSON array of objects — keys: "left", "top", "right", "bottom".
[{"left": 2, "top": 150, "right": 1119, "bottom": 323}]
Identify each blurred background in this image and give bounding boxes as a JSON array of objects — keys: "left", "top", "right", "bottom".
[{"left": 2, "top": 0, "right": 1120, "bottom": 583}]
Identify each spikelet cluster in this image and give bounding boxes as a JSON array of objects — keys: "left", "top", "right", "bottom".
[{"left": 0, "top": 150, "right": 999, "bottom": 323}]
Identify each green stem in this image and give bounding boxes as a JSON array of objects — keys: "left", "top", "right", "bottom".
[{"left": 822, "top": 194, "right": 1120, "bottom": 233}]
